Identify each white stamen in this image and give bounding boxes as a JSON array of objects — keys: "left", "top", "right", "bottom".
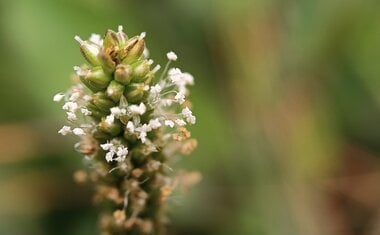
[
  {"left": 152, "top": 64, "right": 161, "bottom": 73},
  {"left": 74, "top": 35, "right": 84, "bottom": 44},
  {"left": 118, "top": 25, "right": 123, "bottom": 32}
]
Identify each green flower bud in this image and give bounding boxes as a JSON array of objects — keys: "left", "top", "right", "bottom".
[
  {"left": 106, "top": 80, "right": 125, "bottom": 102},
  {"left": 131, "top": 60, "right": 150, "bottom": 82},
  {"left": 79, "top": 67, "right": 112, "bottom": 92},
  {"left": 98, "top": 49, "right": 116, "bottom": 74},
  {"left": 92, "top": 128, "right": 112, "bottom": 141},
  {"left": 92, "top": 92, "right": 115, "bottom": 112},
  {"left": 98, "top": 118, "right": 122, "bottom": 137},
  {"left": 124, "top": 83, "right": 147, "bottom": 103},
  {"left": 123, "top": 129, "right": 137, "bottom": 143},
  {"left": 103, "top": 30, "right": 118, "bottom": 51},
  {"left": 114, "top": 64, "right": 133, "bottom": 85},
  {"left": 121, "top": 34, "right": 145, "bottom": 64},
  {"left": 74, "top": 36, "right": 101, "bottom": 66},
  {"left": 130, "top": 147, "right": 148, "bottom": 165},
  {"left": 86, "top": 103, "right": 107, "bottom": 120}
]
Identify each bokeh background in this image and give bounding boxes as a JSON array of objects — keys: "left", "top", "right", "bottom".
[{"left": 1, "top": 0, "right": 380, "bottom": 234}]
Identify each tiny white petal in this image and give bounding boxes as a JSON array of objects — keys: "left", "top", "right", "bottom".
[
  {"left": 116, "top": 146, "right": 128, "bottom": 158},
  {"left": 138, "top": 131, "right": 147, "bottom": 143},
  {"left": 105, "top": 115, "right": 115, "bottom": 125},
  {"left": 58, "top": 126, "right": 71, "bottom": 135},
  {"left": 164, "top": 120, "right": 175, "bottom": 128},
  {"left": 110, "top": 107, "right": 126, "bottom": 118},
  {"left": 100, "top": 142, "right": 113, "bottom": 151},
  {"left": 182, "top": 107, "right": 196, "bottom": 124},
  {"left": 129, "top": 103, "right": 146, "bottom": 115},
  {"left": 62, "top": 101, "right": 78, "bottom": 112},
  {"left": 166, "top": 51, "right": 178, "bottom": 61},
  {"left": 174, "top": 92, "right": 185, "bottom": 104},
  {"left": 53, "top": 93, "right": 65, "bottom": 102},
  {"left": 175, "top": 119, "right": 186, "bottom": 126},
  {"left": 105, "top": 151, "right": 114, "bottom": 162},
  {"left": 73, "top": 128, "right": 85, "bottom": 136},
  {"left": 67, "top": 112, "right": 77, "bottom": 121},
  {"left": 150, "top": 84, "right": 162, "bottom": 94},
  {"left": 81, "top": 107, "right": 92, "bottom": 116},
  {"left": 149, "top": 118, "right": 162, "bottom": 129},
  {"left": 126, "top": 121, "right": 135, "bottom": 133}
]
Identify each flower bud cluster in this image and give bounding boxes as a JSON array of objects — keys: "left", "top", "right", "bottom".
[{"left": 54, "top": 26, "right": 198, "bottom": 235}]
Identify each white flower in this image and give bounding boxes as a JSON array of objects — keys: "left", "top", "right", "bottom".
[
  {"left": 175, "top": 119, "right": 186, "bottom": 126},
  {"left": 62, "top": 101, "right": 78, "bottom": 112},
  {"left": 110, "top": 107, "right": 126, "bottom": 118},
  {"left": 168, "top": 68, "right": 183, "bottom": 83},
  {"left": 164, "top": 120, "right": 174, "bottom": 128},
  {"left": 53, "top": 93, "right": 65, "bottom": 102},
  {"left": 168, "top": 68, "right": 194, "bottom": 93},
  {"left": 182, "top": 107, "right": 196, "bottom": 124},
  {"left": 105, "top": 151, "right": 114, "bottom": 162},
  {"left": 150, "top": 84, "right": 162, "bottom": 95},
  {"left": 73, "top": 128, "right": 85, "bottom": 136},
  {"left": 58, "top": 126, "right": 71, "bottom": 135},
  {"left": 67, "top": 112, "right": 77, "bottom": 121},
  {"left": 105, "top": 115, "right": 115, "bottom": 125},
  {"left": 116, "top": 146, "right": 128, "bottom": 158},
  {"left": 81, "top": 107, "right": 92, "bottom": 116},
  {"left": 166, "top": 51, "right": 177, "bottom": 61},
  {"left": 174, "top": 92, "right": 185, "bottom": 104},
  {"left": 136, "top": 124, "right": 152, "bottom": 143},
  {"left": 100, "top": 142, "right": 114, "bottom": 151},
  {"left": 139, "top": 131, "right": 147, "bottom": 143},
  {"left": 149, "top": 118, "right": 162, "bottom": 129},
  {"left": 129, "top": 103, "right": 146, "bottom": 115},
  {"left": 126, "top": 121, "right": 135, "bottom": 133}
]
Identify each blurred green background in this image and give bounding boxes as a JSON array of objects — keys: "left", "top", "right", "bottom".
[{"left": 1, "top": 0, "right": 380, "bottom": 234}]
